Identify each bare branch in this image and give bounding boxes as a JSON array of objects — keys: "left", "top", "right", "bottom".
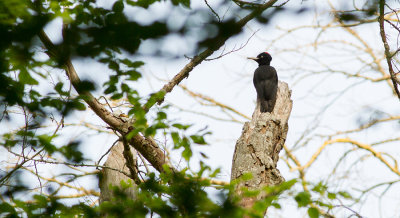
[
  {"left": 204, "top": 30, "right": 259, "bottom": 61},
  {"left": 204, "top": 0, "right": 221, "bottom": 22},
  {"left": 23, "top": 167, "right": 99, "bottom": 198},
  {"left": 322, "top": 115, "right": 400, "bottom": 136},
  {"left": 170, "top": 103, "right": 245, "bottom": 124},
  {"left": 378, "top": 0, "right": 400, "bottom": 100},
  {"left": 155, "top": 0, "right": 279, "bottom": 106},
  {"left": 291, "top": 138, "right": 400, "bottom": 177},
  {"left": 179, "top": 84, "right": 251, "bottom": 120}
]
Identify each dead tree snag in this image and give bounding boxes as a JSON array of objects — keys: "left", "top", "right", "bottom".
[{"left": 231, "top": 81, "right": 292, "bottom": 209}]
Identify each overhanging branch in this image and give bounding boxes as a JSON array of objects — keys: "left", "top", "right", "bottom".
[
  {"left": 38, "top": 30, "right": 175, "bottom": 174},
  {"left": 155, "top": 0, "right": 279, "bottom": 106}
]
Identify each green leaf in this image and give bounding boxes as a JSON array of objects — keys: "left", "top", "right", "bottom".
[
  {"left": 75, "top": 80, "right": 95, "bottom": 92},
  {"left": 308, "top": 207, "right": 319, "bottom": 218},
  {"left": 33, "top": 194, "right": 48, "bottom": 206},
  {"left": 312, "top": 182, "right": 326, "bottom": 194},
  {"left": 112, "top": 1, "right": 124, "bottom": 13},
  {"left": 104, "top": 85, "right": 117, "bottom": 94},
  {"left": 71, "top": 100, "right": 86, "bottom": 111},
  {"left": 295, "top": 192, "right": 311, "bottom": 207},
  {"left": 60, "top": 141, "right": 84, "bottom": 163},
  {"left": 29, "top": 89, "right": 41, "bottom": 98},
  {"left": 338, "top": 191, "right": 352, "bottom": 199},
  {"left": 13, "top": 200, "right": 28, "bottom": 211},
  {"left": 126, "top": 0, "right": 158, "bottom": 8},
  {"left": 209, "top": 168, "right": 220, "bottom": 178},
  {"left": 197, "top": 161, "right": 210, "bottom": 177},
  {"left": 172, "top": 0, "right": 190, "bottom": 8},
  {"left": 0, "top": 202, "right": 16, "bottom": 213},
  {"left": 127, "top": 70, "right": 141, "bottom": 81},
  {"left": 126, "top": 130, "right": 139, "bottom": 140},
  {"left": 278, "top": 179, "right": 297, "bottom": 191},
  {"left": 133, "top": 109, "right": 147, "bottom": 126},
  {"left": 120, "top": 179, "right": 133, "bottom": 189},
  {"left": 121, "top": 83, "right": 130, "bottom": 92},
  {"left": 153, "top": 122, "right": 168, "bottom": 130},
  {"left": 243, "top": 188, "right": 260, "bottom": 197},
  {"left": 127, "top": 95, "right": 140, "bottom": 105},
  {"left": 145, "top": 91, "right": 165, "bottom": 108},
  {"left": 37, "top": 134, "right": 57, "bottom": 154},
  {"left": 190, "top": 135, "right": 207, "bottom": 145},
  {"left": 171, "top": 132, "right": 180, "bottom": 145},
  {"left": 172, "top": 123, "right": 191, "bottom": 130},
  {"left": 271, "top": 202, "right": 281, "bottom": 209},
  {"left": 327, "top": 192, "right": 336, "bottom": 200},
  {"left": 157, "top": 111, "right": 167, "bottom": 120},
  {"left": 19, "top": 70, "right": 38, "bottom": 85},
  {"left": 144, "top": 126, "right": 156, "bottom": 136},
  {"left": 121, "top": 59, "right": 145, "bottom": 68},
  {"left": 108, "top": 61, "right": 119, "bottom": 71},
  {"left": 315, "top": 201, "right": 332, "bottom": 209},
  {"left": 111, "top": 93, "right": 123, "bottom": 100},
  {"left": 55, "top": 82, "right": 69, "bottom": 96},
  {"left": 199, "top": 152, "right": 208, "bottom": 159},
  {"left": 181, "top": 137, "right": 192, "bottom": 161},
  {"left": 241, "top": 172, "right": 253, "bottom": 181},
  {"left": 182, "top": 146, "right": 192, "bottom": 161},
  {"left": 181, "top": 0, "right": 191, "bottom": 8}
]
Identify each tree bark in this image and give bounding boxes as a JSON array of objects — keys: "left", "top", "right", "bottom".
[
  {"left": 99, "top": 141, "right": 138, "bottom": 203},
  {"left": 231, "top": 81, "right": 292, "bottom": 209}
]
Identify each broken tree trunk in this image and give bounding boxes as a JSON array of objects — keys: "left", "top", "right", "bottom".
[
  {"left": 99, "top": 141, "right": 138, "bottom": 203},
  {"left": 231, "top": 81, "right": 292, "bottom": 209}
]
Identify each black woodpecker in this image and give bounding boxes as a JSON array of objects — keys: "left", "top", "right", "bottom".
[{"left": 248, "top": 52, "right": 278, "bottom": 113}]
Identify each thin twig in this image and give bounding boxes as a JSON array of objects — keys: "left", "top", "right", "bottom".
[
  {"left": 179, "top": 84, "right": 251, "bottom": 120},
  {"left": 204, "top": 29, "right": 260, "bottom": 61},
  {"left": 98, "top": 96, "right": 114, "bottom": 112},
  {"left": 154, "top": 0, "right": 279, "bottom": 106},
  {"left": 204, "top": 0, "right": 221, "bottom": 22},
  {"left": 97, "top": 139, "right": 119, "bottom": 169}
]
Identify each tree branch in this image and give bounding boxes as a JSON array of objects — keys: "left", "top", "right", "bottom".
[
  {"left": 38, "top": 30, "right": 174, "bottom": 174},
  {"left": 378, "top": 0, "right": 400, "bottom": 101},
  {"left": 179, "top": 84, "right": 251, "bottom": 120},
  {"left": 155, "top": 0, "right": 278, "bottom": 106},
  {"left": 122, "top": 138, "right": 141, "bottom": 184},
  {"left": 291, "top": 138, "right": 400, "bottom": 177},
  {"left": 204, "top": 0, "right": 221, "bottom": 22}
]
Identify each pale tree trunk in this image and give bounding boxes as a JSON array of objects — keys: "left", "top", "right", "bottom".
[
  {"left": 99, "top": 141, "right": 138, "bottom": 203},
  {"left": 231, "top": 81, "right": 292, "bottom": 210}
]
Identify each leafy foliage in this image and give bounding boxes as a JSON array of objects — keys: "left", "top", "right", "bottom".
[{"left": 0, "top": 0, "right": 363, "bottom": 217}]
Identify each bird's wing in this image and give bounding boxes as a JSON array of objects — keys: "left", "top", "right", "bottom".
[
  {"left": 262, "top": 79, "right": 278, "bottom": 100},
  {"left": 254, "top": 66, "right": 278, "bottom": 101}
]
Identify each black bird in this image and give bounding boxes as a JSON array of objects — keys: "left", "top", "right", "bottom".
[{"left": 248, "top": 52, "right": 278, "bottom": 113}]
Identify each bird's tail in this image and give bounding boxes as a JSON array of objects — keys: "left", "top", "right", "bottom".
[
  {"left": 260, "top": 100, "right": 274, "bottom": 113},
  {"left": 260, "top": 101, "right": 268, "bottom": 113}
]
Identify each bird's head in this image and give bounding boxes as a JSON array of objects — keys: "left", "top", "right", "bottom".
[{"left": 247, "top": 52, "right": 272, "bottom": 66}]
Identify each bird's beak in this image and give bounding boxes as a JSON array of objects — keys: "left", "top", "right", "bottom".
[{"left": 247, "top": 57, "right": 259, "bottom": 61}]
